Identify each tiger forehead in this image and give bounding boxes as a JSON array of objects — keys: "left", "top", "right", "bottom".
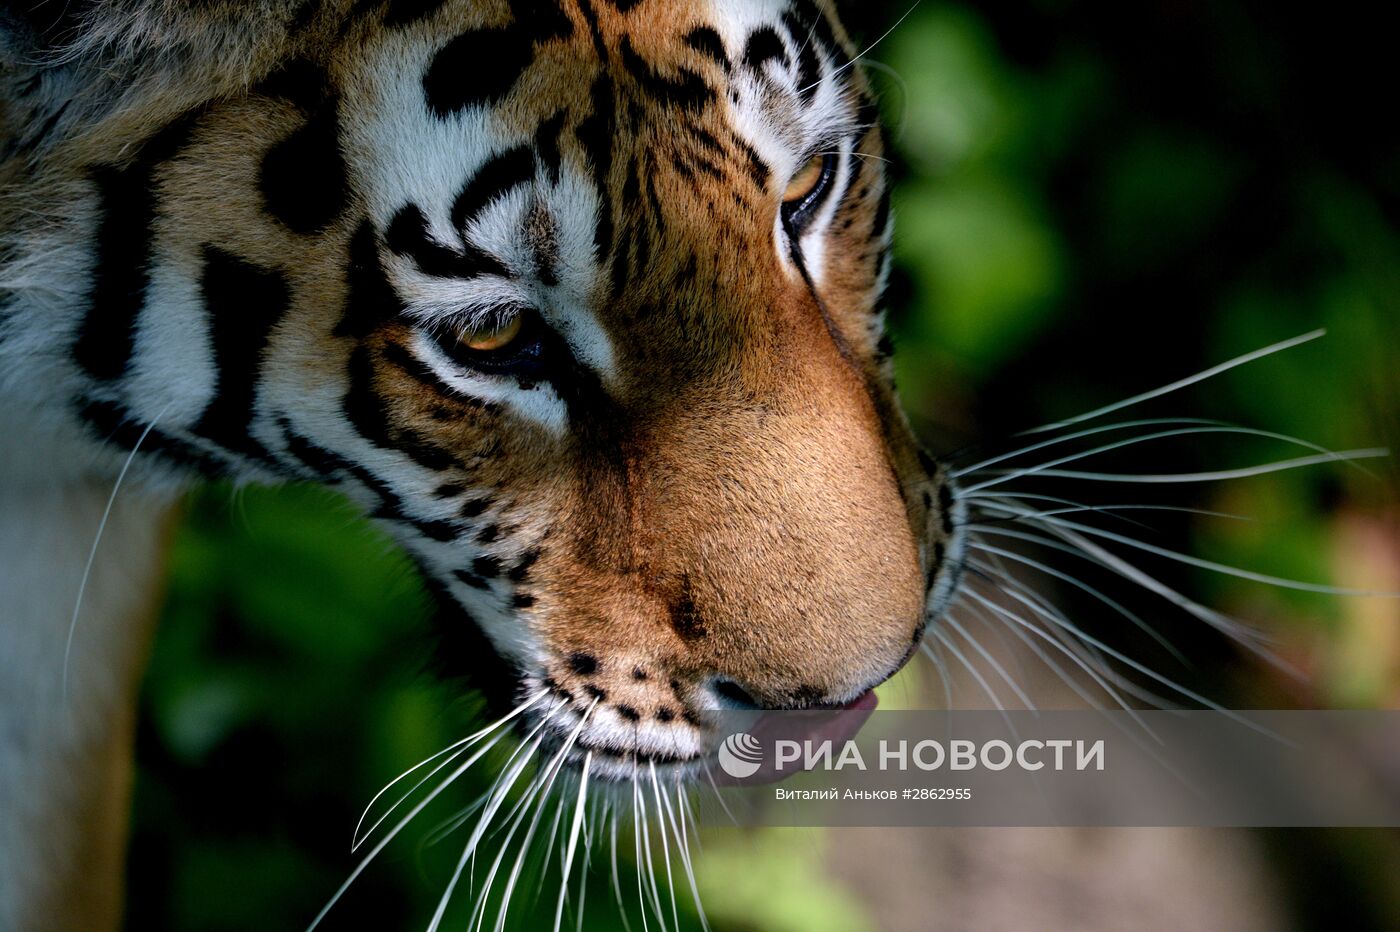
[
  {"left": 365, "top": 0, "right": 860, "bottom": 236},
  {"left": 343, "top": 0, "right": 870, "bottom": 373}
]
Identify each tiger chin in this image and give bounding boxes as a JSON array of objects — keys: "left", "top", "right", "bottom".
[{"left": 0, "top": 0, "right": 964, "bottom": 928}]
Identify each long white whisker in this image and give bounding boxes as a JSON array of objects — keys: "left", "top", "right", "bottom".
[
  {"left": 985, "top": 449, "right": 1388, "bottom": 486},
  {"left": 648, "top": 762, "right": 680, "bottom": 932},
  {"left": 955, "top": 595, "right": 1116, "bottom": 710},
  {"left": 659, "top": 775, "right": 708, "bottom": 932},
  {"left": 964, "top": 577, "right": 1220, "bottom": 722},
  {"left": 954, "top": 417, "right": 1214, "bottom": 477},
  {"left": 305, "top": 701, "right": 558, "bottom": 932},
  {"left": 637, "top": 768, "right": 669, "bottom": 932},
  {"left": 964, "top": 551, "right": 1184, "bottom": 708},
  {"left": 1022, "top": 329, "right": 1326, "bottom": 435},
  {"left": 941, "top": 613, "right": 1037, "bottom": 710},
  {"left": 961, "top": 423, "right": 1384, "bottom": 495},
  {"left": 970, "top": 517, "right": 1278, "bottom": 646},
  {"left": 631, "top": 773, "right": 651, "bottom": 932},
  {"left": 470, "top": 763, "right": 556, "bottom": 932},
  {"left": 64, "top": 400, "right": 173, "bottom": 702},
  {"left": 956, "top": 584, "right": 1143, "bottom": 722},
  {"left": 609, "top": 808, "right": 635, "bottom": 932},
  {"left": 553, "top": 751, "right": 594, "bottom": 932},
  {"left": 966, "top": 539, "right": 1188, "bottom": 664},
  {"left": 427, "top": 733, "right": 547, "bottom": 932},
  {"left": 996, "top": 504, "right": 1399, "bottom": 596},
  {"left": 421, "top": 794, "right": 491, "bottom": 851},
  {"left": 353, "top": 691, "right": 548, "bottom": 851},
  {"left": 428, "top": 701, "right": 591, "bottom": 932},
  {"left": 800, "top": 0, "right": 923, "bottom": 94}
]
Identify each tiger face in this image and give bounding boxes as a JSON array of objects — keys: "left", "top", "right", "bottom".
[{"left": 9, "top": 0, "right": 962, "bottom": 774}]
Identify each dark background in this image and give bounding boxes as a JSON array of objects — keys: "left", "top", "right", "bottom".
[{"left": 125, "top": 2, "right": 1400, "bottom": 929}]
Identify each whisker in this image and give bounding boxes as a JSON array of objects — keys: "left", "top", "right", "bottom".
[
  {"left": 966, "top": 540, "right": 1188, "bottom": 665},
  {"left": 552, "top": 751, "right": 594, "bottom": 932},
  {"left": 648, "top": 762, "right": 681, "bottom": 932},
  {"left": 992, "top": 504, "right": 1399, "bottom": 596},
  {"left": 353, "top": 690, "right": 548, "bottom": 851},
  {"left": 968, "top": 516, "right": 1278, "bottom": 648},
  {"left": 428, "top": 701, "right": 589, "bottom": 932},
  {"left": 1021, "top": 329, "right": 1326, "bottom": 435},
  {"left": 956, "top": 580, "right": 1142, "bottom": 721},
  {"left": 953, "top": 416, "right": 1216, "bottom": 477},
  {"left": 659, "top": 775, "right": 710, "bottom": 932},
  {"left": 963, "top": 575, "right": 1232, "bottom": 723},
  {"left": 965, "top": 551, "right": 1186, "bottom": 710},
  {"left": 305, "top": 701, "right": 562, "bottom": 931},
  {"left": 961, "top": 492, "right": 1253, "bottom": 527},
  {"left": 983, "top": 448, "right": 1388, "bottom": 486},
  {"left": 941, "top": 612, "right": 1038, "bottom": 711},
  {"left": 961, "top": 424, "right": 1384, "bottom": 495},
  {"left": 955, "top": 595, "right": 1118, "bottom": 710},
  {"left": 634, "top": 766, "right": 668, "bottom": 932},
  {"left": 609, "top": 808, "right": 635, "bottom": 932},
  {"left": 64, "top": 399, "right": 173, "bottom": 702},
  {"left": 426, "top": 725, "right": 552, "bottom": 932},
  {"left": 800, "top": 0, "right": 923, "bottom": 94},
  {"left": 469, "top": 761, "right": 557, "bottom": 932}
]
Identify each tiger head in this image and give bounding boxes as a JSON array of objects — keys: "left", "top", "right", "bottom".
[{"left": 6, "top": 0, "right": 964, "bottom": 773}]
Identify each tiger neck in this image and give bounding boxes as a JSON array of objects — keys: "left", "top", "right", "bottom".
[{"left": 0, "top": 418, "right": 179, "bottom": 931}]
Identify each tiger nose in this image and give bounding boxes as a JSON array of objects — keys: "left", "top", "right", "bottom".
[{"left": 699, "top": 654, "right": 906, "bottom": 711}]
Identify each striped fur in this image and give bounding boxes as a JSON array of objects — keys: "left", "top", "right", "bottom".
[{"left": 0, "top": 1, "right": 962, "bottom": 926}]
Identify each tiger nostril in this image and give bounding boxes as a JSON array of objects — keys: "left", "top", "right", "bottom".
[{"left": 709, "top": 677, "right": 762, "bottom": 709}]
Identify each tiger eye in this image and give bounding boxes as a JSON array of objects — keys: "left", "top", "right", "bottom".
[
  {"left": 458, "top": 314, "right": 522, "bottom": 352},
  {"left": 782, "top": 153, "right": 826, "bottom": 204}
]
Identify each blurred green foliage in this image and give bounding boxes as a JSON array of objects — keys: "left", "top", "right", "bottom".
[{"left": 126, "top": 2, "right": 1400, "bottom": 929}]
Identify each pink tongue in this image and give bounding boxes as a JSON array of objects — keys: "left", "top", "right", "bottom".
[
  {"left": 840, "top": 689, "right": 879, "bottom": 713},
  {"left": 715, "top": 690, "right": 879, "bottom": 786}
]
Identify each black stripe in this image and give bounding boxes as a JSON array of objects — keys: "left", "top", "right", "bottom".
[
  {"left": 797, "top": 1, "right": 849, "bottom": 71},
  {"left": 74, "top": 111, "right": 202, "bottom": 382},
  {"left": 743, "top": 26, "right": 787, "bottom": 73},
  {"left": 871, "top": 180, "right": 893, "bottom": 240},
  {"left": 282, "top": 417, "right": 461, "bottom": 544},
  {"left": 780, "top": 12, "right": 822, "bottom": 101},
  {"left": 644, "top": 168, "right": 666, "bottom": 236},
  {"left": 381, "top": 340, "right": 502, "bottom": 417},
  {"left": 450, "top": 145, "right": 536, "bottom": 233},
  {"left": 278, "top": 416, "right": 352, "bottom": 478},
  {"left": 259, "top": 94, "right": 348, "bottom": 234},
  {"left": 410, "top": 517, "right": 463, "bottom": 541},
  {"left": 383, "top": 0, "right": 448, "bottom": 27},
  {"left": 690, "top": 126, "right": 723, "bottom": 156},
  {"left": 191, "top": 247, "right": 291, "bottom": 460},
  {"left": 335, "top": 221, "right": 399, "bottom": 338},
  {"left": 78, "top": 399, "right": 227, "bottom": 476},
  {"left": 618, "top": 37, "right": 714, "bottom": 112},
  {"left": 255, "top": 59, "right": 325, "bottom": 111},
  {"left": 513, "top": 0, "right": 575, "bottom": 42},
  {"left": 736, "top": 138, "right": 770, "bottom": 191},
  {"left": 574, "top": 0, "right": 609, "bottom": 60},
  {"left": 385, "top": 204, "right": 509, "bottom": 279},
  {"left": 684, "top": 26, "right": 729, "bottom": 72},
  {"left": 575, "top": 73, "right": 616, "bottom": 256},
  {"left": 534, "top": 109, "right": 567, "bottom": 183},
  {"left": 344, "top": 343, "right": 458, "bottom": 472},
  {"left": 423, "top": 28, "right": 535, "bottom": 116}
]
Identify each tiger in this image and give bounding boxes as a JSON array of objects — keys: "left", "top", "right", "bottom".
[{"left": 0, "top": 0, "right": 966, "bottom": 927}]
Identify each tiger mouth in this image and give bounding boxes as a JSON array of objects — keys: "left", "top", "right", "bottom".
[{"left": 522, "top": 675, "right": 882, "bottom": 784}]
